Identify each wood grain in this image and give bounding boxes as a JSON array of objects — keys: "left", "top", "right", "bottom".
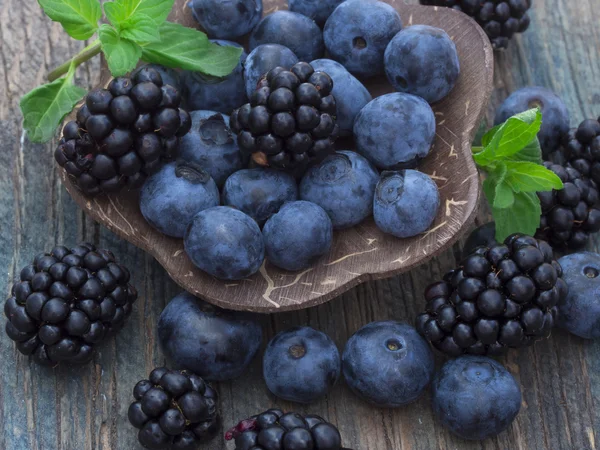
[
  {"left": 1, "top": 1, "right": 600, "bottom": 450},
  {"left": 61, "top": 0, "right": 494, "bottom": 313}
]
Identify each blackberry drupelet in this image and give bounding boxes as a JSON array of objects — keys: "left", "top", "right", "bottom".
[
  {"left": 230, "top": 62, "right": 339, "bottom": 174},
  {"left": 416, "top": 234, "right": 568, "bottom": 357},
  {"left": 562, "top": 117, "right": 600, "bottom": 184},
  {"left": 128, "top": 367, "right": 220, "bottom": 450},
  {"left": 419, "top": 0, "right": 532, "bottom": 50},
  {"left": 536, "top": 162, "right": 600, "bottom": 249},
  {"left": 4, "top": 243, "right": 137, "bottom": 366},
  {"left": 54, "top": 66, "right": 192, "bottom": 197},
  {"left": 225, "top": 410, "right": 345, "bottom": 450}
]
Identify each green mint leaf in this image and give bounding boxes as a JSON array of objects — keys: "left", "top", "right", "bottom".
[
  {"left": 104, "top": 0, "right": 174, "bottom": 28},
  {"left": 493, "top": 191, "right": 541, "bottom": 241},
  {"left": 493, "top": 108, "right": 542, "bottom": 159},
  {"left": 38, "top": 0, "right": 102, "bottom": 40},
  {"left": 482, "top": 162, "right": 513, "bottom": 209},
  {"left": 20, "top": 61, "right": 86, "bottom": 143},
  {"left": 503, "top": 136, "right": 542, "bottom": 164},
  {"left": 494, "top": 181, "right": 514, "bottom": 209},
  {"left": 121, "top": 14, "right": 161, "bottom": 43},
  {"left": 141, "top": 22, "right": 242, "bottom": 77},
  {"left": 481, "top": 124, "right": 501, "bottom": 147},
  {"left": 504, "top": 161, "right": 564, "bottom": 193},
  {"left": 99, "top": 24, "right": 141, "bottom": 76}
]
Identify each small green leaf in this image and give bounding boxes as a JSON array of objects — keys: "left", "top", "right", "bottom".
[
  {"left": 493, "top": 108, "right": 542, "bottom": 159},
  {"left": 481, "top": 124, "right": 501, "bottom": 147},
  {"left": 494, "top": 182, "right": 514, "bottom": 209},
  {"left": 141, "top": 22, "right": 242, "bottom": 77},
  {"left": 120, "top": 14, "right": 161, "bottom": 43},
  {"left": 99, "top": 24, "right": 141, "bottom": 76},
  {"left": 38, "top": 0, "right": 102, "bottom": 40},
  {"left": 20, "top": 61, "right": 86, "bottom": 143},
  {"left": 504, "top": 161, "right": 564, "bottom": 193},
  {"left": 104, "top": 0, "right": 174, "bottom": 27},
  {"left": 493, "top": 191, "right": 541, "bottom": 241},
  {"left": 503, "top": 136, "right": 542, "bottom": 164}
]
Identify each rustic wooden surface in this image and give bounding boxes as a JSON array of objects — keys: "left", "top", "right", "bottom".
[
  {"left": 62, "top": 0, "right": 492, "bottom": 313},
  {"left": 1, "top": 0, "right": 599, "bottom": 449}
]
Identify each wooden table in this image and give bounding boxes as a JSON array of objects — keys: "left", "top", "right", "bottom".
[{"left": 1, "top": 1, "right": 599, "bottom": 449}]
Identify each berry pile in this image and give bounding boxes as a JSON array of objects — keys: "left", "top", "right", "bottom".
[
  {"left": 536, "top": 162, "right": 600, "bottom": 249},
  {"left": 4, "top": 243, "right": 137, "bottom": 366},
  {"left": 416, "top": 234, "right": 568, "bottom": 356},
  {"left": 55, "top": 66, "right": 192, "bottom": 197},
  {"left": 419, "top": 0, "right": 532, "bottom": 49},
  {"left": 562, "top": 117, "right": 600, "bottom": 184},
  {"left": 230, "top": 62, "right": 339, "bottom": 174},
  {"left": 225, "top": 410, "right": 344, "bottom": 450},
  {"left": 128, "top": 367, "right": 220, "bottom": 450}
]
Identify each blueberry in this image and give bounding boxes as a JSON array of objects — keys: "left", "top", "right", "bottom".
[
  {"left": 432, "top": 356, "right": 522, "bottom": 440},
  {"left": 250, "top": 11, "right": 324, "bottom": 62},
  {"left": 288, "top": 0, "right": 344, "bottom": 26},
  {"left": 556, "top": 252, "right": 599, "bottom": 339},
  {"left": 244, "top": 44, "right": 299, "bottom": 98},
  {"left": 263, "top": 326, "right": 340, "bottom": 403},
  {"left": 300, "top": 151, "right": 379, "bottom": 229},
  {"left": 342, "top": 321, "right": 434, "bottom": 407},
  {"left": 222, "top": 168, "right": 298, "bottom": 226},
  {"left": 310, "top": 59, "right": 372, "bottom": 136},
  {"left": 158, "top": 291, "right": 262, "bottom": 381},
  {"left": 384, "top": 25, "right": 460, "bottom": 104},
  {"left": 139, "top": 162, "right": 219, "bottom": 238},
  {"left": 323, "top": 0, "right": 402, "bottom": 78},
  {"left": 179, "top": 111, "right": 245, "bottom": 186},
  {"left": 373, "top": 170, "right": 440, "bottom": 238},
  {"left": 263, "top": 201, "right": 333, "bottom": 271},
  {"left": 181, "top": 40, "right": 248, "bottom": 114},
  {"left": 354, "top": 93, "right": 436, "bottom": 169},
  {"left": 494, "top": 87, "right": 569, "bottom": 157},
  {"left": 132, "top": 64, "right": 181, "bottom": 91},
  {"left": 189, "top": 0, "right": 263, "bottom": 40},
  {"left": 184, "top": 206, "right": 265, "bottom": 280}
]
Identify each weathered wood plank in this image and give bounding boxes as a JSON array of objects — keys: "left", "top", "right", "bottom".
[{"left": 1, "top": 0, "right": 599, "bottom": 449}]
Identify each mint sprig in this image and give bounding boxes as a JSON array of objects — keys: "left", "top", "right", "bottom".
[
  {"left": 22, "top": 0, "right": 243, "bottom": 143},
  {"left": 474, "top": 108, "right": 563, "bottom": 241}
]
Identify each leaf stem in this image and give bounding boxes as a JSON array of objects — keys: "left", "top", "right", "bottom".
[{"left": 47, "top": 40, "right": 102, "bottom": 82}]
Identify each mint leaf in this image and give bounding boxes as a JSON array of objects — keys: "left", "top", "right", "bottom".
[
  {"left": 481, "top": 124, "right": 501, "bottom": 147},
  {"left": 20, "top": 61, "right": 86, "bottom": 143},
  {"left": 493, "top": 191, "right": 541, "bottom": 241},
  {"left": 99, "top": 24, "right": 141, "bottom": 76},
  {"left": 121, "top": 14, "right": 161, "bottom": 43},
  {"left": 494, "top": 181, "right": 514, "bottom": 209},
  {"left": 104, "top": 0, "right": 174, "bottom": 27},
  {"left": 141, "top": 22, "right": 242, "bottom": 77},
  {"left": 38, "top": 0, "right": 102, "bottom": 40},
  {"left": 493, "top": 108, "right": 542, "bottom": 159},
  {"left": 504, "top": 161, "right": 564, "bottom": 193}
]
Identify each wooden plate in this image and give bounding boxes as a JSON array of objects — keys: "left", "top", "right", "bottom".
[{"left": 60, "top": 0, "right": 493, "bottom": 312}]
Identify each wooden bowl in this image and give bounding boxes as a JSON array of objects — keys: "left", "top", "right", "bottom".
[{"left": 60, "top": 0, "right": 493, "bottom": 312}]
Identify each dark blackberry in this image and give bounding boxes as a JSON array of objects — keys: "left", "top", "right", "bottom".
[
  {"left": 562, "top": 117, "right": 600, "bottom": 183},
  {"left": 230, "top": 62, "right": 339, "bottom": 175},
  {"left": 3, "top": 243, "right": 137, "bottom": 366},
  {"left": 55, "top": 65, "right": 192, "bottom": 197},
  {"left": 419, "top": 0, "right": 532, "bottom": 49},
  {"left": 129, "top": 367, "right": 220, "bottom": 450},
  {"left": 416, "top": 234, "right": 567, "bottom": 357},
  {"left": 536, "top": 162, "right": 600, "bottom": 249},
  {"left": 225, "top": 410, "right": 346, "bottom": 450}
]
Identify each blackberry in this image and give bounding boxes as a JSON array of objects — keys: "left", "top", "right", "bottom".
[
  {"left": 55, "top": 65, "right": 192, "bottom": 197},
  {"left": 562, "top": 117, "right": 600, "bottom": 183},
  {"left": 225, "top": 410, "right": 347, "bottom": 450},
  {"left": 230, "top": 62, "right": 339, "bottom": 175},
  {"left": 536, "top": 162, "right": 600, "bottom": 249},
  {"left": 129, "top": 367, "right": 220, "bottom": 450},
  {"left": 419, "top": 0, "right": 532, "bottom": 50},
  {"left": 3, "top": 243, "right": 137, "bottom": 366},
  {"left": 416, "top": 234, "right": 568, "bottom": 357}
]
